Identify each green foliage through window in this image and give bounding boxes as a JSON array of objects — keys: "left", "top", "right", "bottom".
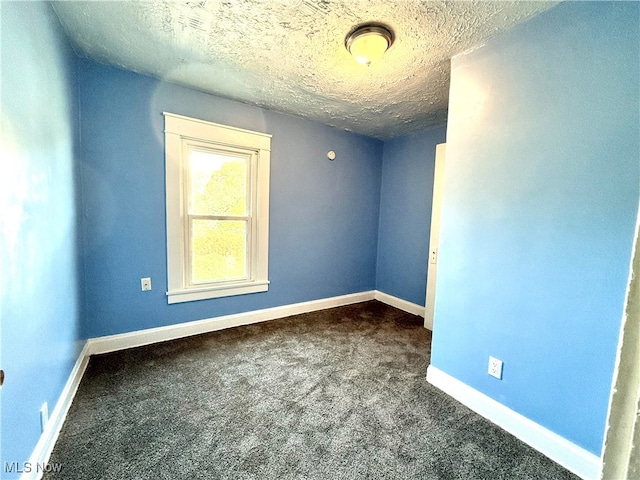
[
  {"left": 189, "top": 152, "right": 250, "bottom": 284},
  {"left": 192, "top": 220, "right": 247, "bottom": 283}
]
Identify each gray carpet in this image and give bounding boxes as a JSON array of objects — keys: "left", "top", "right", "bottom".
[{"left": 45, "top": 301, "right": 578, "bottom": 479}]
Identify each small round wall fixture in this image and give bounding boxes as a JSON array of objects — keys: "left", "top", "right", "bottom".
[
  {"left": 345, "top": 23, "right": 394, "bottom": 66},
  {"left": 327, "top": 151, "right": 336, "bottom": 161}
]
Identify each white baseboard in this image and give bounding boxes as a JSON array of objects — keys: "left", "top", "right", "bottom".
[
  {"left": 374, "top": 290, "right": 426, "bottom": 321},
  {"left": 22, "top": 289, "right": 416, "bottom": 478},
  {"left": 85, "top": 290, "right": 426, "bottom": 356},
  {"left": 426, "top": 365, "right": 601, "bottom": 480},
  {"left": 87, "top": 291, "right": 376, "bottom": 355},
  {"left": 21, "top": 343, "right": 91, "bottom": 480}
]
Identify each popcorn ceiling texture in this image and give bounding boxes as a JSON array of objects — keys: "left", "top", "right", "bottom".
[{"left": 52, "top": 1, "right": 556, "bottom": 140}]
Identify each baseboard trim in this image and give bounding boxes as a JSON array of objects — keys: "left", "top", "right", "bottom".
[
  {"left": 87, "top": 291, "right": 376, "bottom": 355},
  {"left": 374, "top": 291, "right": 425, "bottom": 320},
  {"left": 21, "top": 342, "right": 91, "bottom": 480},
  {"left": 426, "top": 365, "right": 601, "bottom": 480},
  {"left": 22, "top": 289, "right": 414, "bottom": 479}
]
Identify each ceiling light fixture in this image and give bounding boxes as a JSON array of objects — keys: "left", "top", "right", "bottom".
[{"left": 345, "top": 23, "right": 394, "bottom": 66}]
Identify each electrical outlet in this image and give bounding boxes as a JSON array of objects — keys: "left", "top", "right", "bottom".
[
  {"left": 141, "top": 277, "right": 152, "bottom": 291},
  {"left": 488, "top": 356, "right": 503, "bottom": 380},
  {"left": 40, "top": 402, "right": 49, "bottom": 433}
]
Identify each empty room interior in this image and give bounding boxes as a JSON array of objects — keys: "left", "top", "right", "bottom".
[{"left": 1, "top": 1, "right": 639, "bottom": 479}]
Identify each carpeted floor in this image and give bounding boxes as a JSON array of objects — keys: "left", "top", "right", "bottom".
[{"left": 45, "top": 301, "right": 578, "bottom": 479}]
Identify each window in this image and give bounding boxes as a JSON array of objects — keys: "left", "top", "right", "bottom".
[{"left": 164, "top": 113, "right": 271, "bottom": 304}]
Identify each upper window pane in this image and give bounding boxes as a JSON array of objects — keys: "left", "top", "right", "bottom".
[{"left": 188, "top": 148, "right": 248, "bottom": 216}]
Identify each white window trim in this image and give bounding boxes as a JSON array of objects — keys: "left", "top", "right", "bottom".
[{"left": 164, "top": 112, "right": 271, "bottom": 304}]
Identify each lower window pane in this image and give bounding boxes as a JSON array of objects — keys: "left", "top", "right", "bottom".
[{"left": 191, "top": 219, "right": 247, "bottom": 284}]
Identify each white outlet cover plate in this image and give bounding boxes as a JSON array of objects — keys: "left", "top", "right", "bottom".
[
  {"left": 40, "top": 402, "right": 49, "bottom": 432},
  {"left": 141, "top": 277, "right": 152, "bottom": 291},
  {"left": 488, "top": 356, "right": 503, "bottom": 379}
]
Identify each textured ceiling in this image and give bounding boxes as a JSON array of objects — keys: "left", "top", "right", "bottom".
[{"left": 52, "top": 0, "right": 558, "bottom": 140}]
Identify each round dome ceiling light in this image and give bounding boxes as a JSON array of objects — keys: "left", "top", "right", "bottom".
[{"left": 345, "top": 23, "right": 394, "bottom": 66}]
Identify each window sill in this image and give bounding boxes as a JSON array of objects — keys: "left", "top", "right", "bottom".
[{"left": 166, "top": 280, "right": 269, "bottom": 304}]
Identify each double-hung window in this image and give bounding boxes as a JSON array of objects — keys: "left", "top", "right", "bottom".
[{"left": 164, "top": 113, "right": 271, "bottom": 304}]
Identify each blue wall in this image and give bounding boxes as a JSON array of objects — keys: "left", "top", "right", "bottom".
[
  {"left": 431, "top": 1, "right": 639, "bottom": 455},
  {"left": 8, "top": 0, "right": 637, "bottom": 469},
  {"left": 0, "top": 2, "right": 83, "bottom": 475},
  {"left": 78, "top": 60, "right": 383, "bottom": 338},
  {"left": 376, "top": 126, "right": 446, "bottom": 306}
]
